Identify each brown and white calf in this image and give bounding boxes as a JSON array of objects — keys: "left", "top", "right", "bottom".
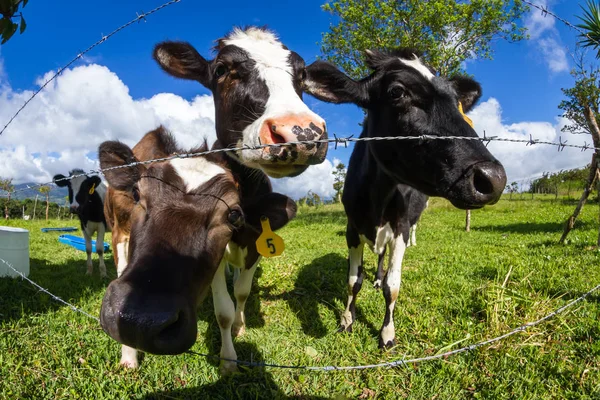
[
  {"left": 99, "top": 127, "right": 296, "bottom": 373},
  {"left": 53, "top": 170, "right": 109, "bottom": 278},
  {"left": 304, "top": 49, "right": 506, "bottom": 349}
]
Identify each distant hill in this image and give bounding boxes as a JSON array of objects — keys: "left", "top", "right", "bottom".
[{"left": 10, "top": 183, "right": 69, "bottom": 204}]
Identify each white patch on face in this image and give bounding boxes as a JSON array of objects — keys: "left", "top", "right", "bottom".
[
  {"left": 223, "top": 28, "right": 324, "bottom": 163},
  {"left": 170, "top": 157, "right": 226, "bottom": 192},
  {"left": 399, "top": 55, "right": 434, "bottom": 81},
  {"left": 374, "top": 222, "right": 394, "bottom": 254},
  {"left": 69, "top": 174, "right": 86, "bottom": 209}
]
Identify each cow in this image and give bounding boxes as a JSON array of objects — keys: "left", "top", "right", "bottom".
[
  {"left": 99, "top": 127, "right": 296, "bottom": 372},
  {"left": 53, "top": 170, "right": 109, "bottom": 278},
  {"left": 303, "top": 49, "right": 507, "bottom": 349},
  {"left": 98, "top": 26, "right": 326, "bottom": 370}
]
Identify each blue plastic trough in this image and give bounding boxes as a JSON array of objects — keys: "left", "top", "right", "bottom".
[{"left": 58, "top": 234, "right": 110, "bottom": 253}]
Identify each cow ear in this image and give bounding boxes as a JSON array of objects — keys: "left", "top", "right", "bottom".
[
  {"left": 243, "top": 193, "right": 297, "bottom": 232},
  {"left": 88, "top": 175, "right": 102, "bottom": 187},
  {"left": 98, "top": 141, "right": 143, "bottom": 191},
  {"left": 304, "top": 61, "right": 369, "bottom": 107},
  {"left": 153, "top": 41, "right": 211, "bottom": 88},
  {"left": 449, "top": 76, "right": 482, "bottom": 113},
  {"left": 53, "top": 174, "right": 69, "bottom": 187}
]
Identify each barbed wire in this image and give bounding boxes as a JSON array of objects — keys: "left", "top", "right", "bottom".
[
  {"left": 522, "top": 0, "right": 600, "bottom": 49},
  {"left": 1, "top": 133, "right": 599, "bottom": 197},
  {"left": 1, "top": 251, "right": 598, "bottom": 371},
  {"left": 0, "top": 0, "right": 183, "bottom": 138},
  {"left": 0, "top": 257, "right": 100, "bottom": 322}
]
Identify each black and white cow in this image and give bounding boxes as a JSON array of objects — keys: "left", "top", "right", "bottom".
[
  {"left": 98, "top": 26, "right": 327, "bottom": 372},
  {"left": 53, "top": 170, "right": 109, "bottom": 278},
  {"left": 304, "top": 49, "right": 507, "bottom": 349}
]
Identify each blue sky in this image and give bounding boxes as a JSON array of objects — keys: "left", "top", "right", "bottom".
[{"left": 0, "top": 0, "right": 595, "bottom": 198}]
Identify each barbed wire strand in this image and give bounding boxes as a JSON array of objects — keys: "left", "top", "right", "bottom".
[
  {"left": 2, "top": 134, "right": 600, "bottom": 197},
  {"left": 2, "top": 252, "right": 598, "bottom": 371},
  {"left": 522, "top": 0, "right": 600, "bottom": 49},
  {"left": 0, "top": 257, "right": 100, "bottom": 322},
  {"left": 0, "top": 0, "right": 183, "bottom": 138}
]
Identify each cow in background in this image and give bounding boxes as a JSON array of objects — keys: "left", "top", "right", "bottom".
[{"left": 53, "top": 170, "right": 109, "bottom": 278}]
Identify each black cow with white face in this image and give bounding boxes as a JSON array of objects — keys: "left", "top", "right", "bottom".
[
  {"left": 304, "top": 49, "right": 507, "bottom": 349},
  {"left": 153, "top": 27, "right": 328, "bottom": 179},
  {"left": 53, "top": 170, "right": 109, "bottom": 278}
]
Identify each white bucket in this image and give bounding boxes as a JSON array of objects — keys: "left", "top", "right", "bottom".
[{"left": 0, "top": 226, "right": 30, "bottom": 278}]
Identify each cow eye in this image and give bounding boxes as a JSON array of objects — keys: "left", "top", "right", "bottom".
[
  {"left": 227, "top": 209, "right": 244, "bottom": 228},
  {"left": 389, "top": 85, "right": 407, "bottom": 99},
  {"left": 132, "top": 187, "right": 140, "bottom": 203},
  {"left": 215, "top": 64, "right": 228, "bottom": 78}
]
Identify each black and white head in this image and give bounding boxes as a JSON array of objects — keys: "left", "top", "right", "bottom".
[
  {"left": 53, "top": 169, "right": 104, "bottom": 213},
  {"left": 304, "top": 49, "right": 507, "bottom": 209},
  {"left": 153, "top": 26, "right": 328, "bottom": 178}
]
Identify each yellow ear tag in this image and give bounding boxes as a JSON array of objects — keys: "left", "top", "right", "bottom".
[
  {"left": 458, "top": 102, "right": 474, "bottom": 128},
  {"left": 89, "top": 183, "right": 96, "bottom": 195},
  {"left": 255, "top": 216, "right": 285, "bottom": 257}
]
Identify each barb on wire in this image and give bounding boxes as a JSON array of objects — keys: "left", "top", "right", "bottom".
[
  {"left": 522, "top": 0, "right": 600, "bottom": 50},
  {"left": 0, "top": 0, "right": 183, "bottom": 138},
  {"left": 0, "top": 257, "right": 100, "bottom": 322}
]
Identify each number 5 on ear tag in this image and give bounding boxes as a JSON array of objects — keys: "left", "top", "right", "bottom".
[{"left": 256, "top": 216, "right": 284, "bottom": 257}]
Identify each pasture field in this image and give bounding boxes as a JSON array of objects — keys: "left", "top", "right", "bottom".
[{"left": 1, "top": 197, "right": 600, "bottom": 399}]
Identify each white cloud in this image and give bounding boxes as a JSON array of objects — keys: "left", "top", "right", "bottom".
[
  {"left": 0, "top": 63, "right": 215, "bottom": 185},
  {"left": 524, "top": 1, "right": 569, "bottom": 74},
  {"left": 271, "top": 158, "right": 337, "bottom": 200},
  {"left": 470, "top": 98, "right": 591, "bottom": 183}
]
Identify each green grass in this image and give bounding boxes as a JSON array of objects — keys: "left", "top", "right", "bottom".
[{"left": 2, "top": 197, "right": 600, "bottom": 399}]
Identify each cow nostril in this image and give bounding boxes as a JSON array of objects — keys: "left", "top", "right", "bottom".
[
  {"left": 155, "top": 310, "right": 186, "bottom": 343},
  {"left": 473, "top": 167, "right": 495, "bottom": 195},
  {"left": 269, "top": 124, "right": 286, "bottom": 144}
]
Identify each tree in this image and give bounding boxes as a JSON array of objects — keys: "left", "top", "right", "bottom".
[
  {"left": 506, "top": 181, "right": 519, "bottom": 201},
  {"left": 332, "top": 162, "right": 346, "bottom": 203},
  {"left": 39, "top": 185, "right": 50, "bottom": 221},
  {"left": 558, "top": 49, "right": 600, "bottom": 245},
  {"left": 577, "top": 0, "right": 600, "bottom": 58},
  {"left": 0, "top": 0, "right": 28, "bottom": 44},
  {"left": 320, "top": 0, "right": 528, "bottom": 78},
  {"left": 0, "top": 177, "right": 14, "bottom": 219}
]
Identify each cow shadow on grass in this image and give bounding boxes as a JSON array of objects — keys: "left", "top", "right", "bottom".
[
  {"left": 261, "top": 253, "right": 379, "bottom": 339},
  {"left": 472, "top": 220, "right": 593, "bottom": 235},
  {"left": 0, "top": 256, "right": 113, "bottom": 323},
  {"left": 141, "top": 343, "right": 327, "bottom": 400}
]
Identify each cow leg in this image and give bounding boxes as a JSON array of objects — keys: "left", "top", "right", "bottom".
[
  {"left": 232, "top": 258, "right": 260, "bottom": 337},
  {"left": 96, "top": 225, "right": 107, "bottom": 278},
  {"left": 340, "top": 225, "right": 364, "bottom": 333},
  {"left": 212, "top": 260, "right": 237, "bottom": 374},
  {"left": 373, "top": 247, "right": 387, "bottom": 289},
  {"left": 379, "top": 233, "right": 407, "bottom": 349},
  {"left": 82, "top": 228, "right": 94, "bottom": 275},
  {"left": 113, "top": 238, "right": 137, "bottom": 368},
  {"left": 410, "top": 223, "right": 417, "bottom": 247},
  {"left": 115, "top": 239, "right": 129, "bottom": 277}
]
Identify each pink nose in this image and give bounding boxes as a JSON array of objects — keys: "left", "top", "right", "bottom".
[{"left": 259, "top": 114, "right": 328, "bottom": 165}]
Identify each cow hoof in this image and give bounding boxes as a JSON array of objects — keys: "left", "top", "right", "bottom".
[
  {"left": 378, "top": 338, "right": 396, "bottom": 351},
  {"left": 232, "top": 323, "right": 246, "bottom": 337},
  {"left": 119, "top": 358, "right": 139, "bottom": 369},
  {"left": 338, "top": 324, "right": 353, "bottom": 334},
  {"left": 100, "top": 273, "right": 108, "bottom": 279},
  {"left": 373, "top": 279, "right": 382, "bottom": 290},
  {"left": 219, "top": 361, "right": 239, "bottom": 375},
  {"left": 85, "top": 270, "right": 92, "bottom": 276}
]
